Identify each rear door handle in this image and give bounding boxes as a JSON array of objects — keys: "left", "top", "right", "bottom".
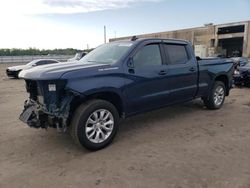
[
  {"left": 158, "top": 70, "right": 167, "bottom": 75},
  {"left": 189, "top": 67, "right": 196, "bottom": 72}
]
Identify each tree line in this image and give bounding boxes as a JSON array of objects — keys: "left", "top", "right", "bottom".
[{"left": 0, "top": 48, "right": 93, "bottom": 56}]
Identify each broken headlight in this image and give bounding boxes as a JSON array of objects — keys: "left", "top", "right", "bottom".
[{"left": 234, "top": 70, "right": 240, "bottom": 75}]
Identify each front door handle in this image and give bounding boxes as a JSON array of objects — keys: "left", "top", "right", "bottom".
[
  {"left": 158, "top": 70, "right": 167, "bottom": 75},
  {"left": 189, "top": 67, "right": 196, "bottom": 72}
]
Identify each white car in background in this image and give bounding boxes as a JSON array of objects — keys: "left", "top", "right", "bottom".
[{"left": 6, "top": 59, "right": 60, "bottom": 78}]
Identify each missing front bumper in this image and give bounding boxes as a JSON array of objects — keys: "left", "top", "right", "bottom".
[
  {"left": 19, "top": 95, "right": 74, "bottom": 130},
  {"left": 19, "top": 105, "right": 35, "bottom": 124},
  {"left": 19, "top": 101, "right": 49, "bottom": 128}
]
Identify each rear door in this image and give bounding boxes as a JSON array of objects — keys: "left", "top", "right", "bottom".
[
  {"left": 162, "top": 42, "right": 198, "bottom": 103},
  {"left": 123, "top": 41, "right": 170, "bottom": 114}
]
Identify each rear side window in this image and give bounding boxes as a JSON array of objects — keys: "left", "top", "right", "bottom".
[
  {"left": 36, "top": 60, "right": 57, "bottom": 65},
  {"left": 164, "top": 44, "right": 188, "bottom": 64},
  {"left": 133, "top": 44, "right": 162, "bottom": 68},
  {"left": 47, "top": 60, "right": 58, "bottom": 64},
  {"left": 35, "top": 61, "right": 46, "bottom": 65}
]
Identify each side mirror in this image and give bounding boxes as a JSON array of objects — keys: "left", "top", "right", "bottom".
[
  {"left": 127, "top": 57, "right": 134, "bottom": 68},
  {"left": 196, "top": 56, "right": 201, "bottom": 61}
]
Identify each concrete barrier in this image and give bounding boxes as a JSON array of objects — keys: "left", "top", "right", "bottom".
[{"left": 0, "top": 55, "right": 74, "bottom": 64}]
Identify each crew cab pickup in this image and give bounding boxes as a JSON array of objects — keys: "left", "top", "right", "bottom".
[{"left": 19, "top": 38, "right": 234, "bottom": 150}]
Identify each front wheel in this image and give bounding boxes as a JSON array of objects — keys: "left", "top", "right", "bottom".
[
  {"left": 69, "top": 99, "right": 119, "bottom": 150},
  {"left": 203, "top": 81, "right": 226, "bottom": 110}
]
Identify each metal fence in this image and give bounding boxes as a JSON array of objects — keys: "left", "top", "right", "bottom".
[{"left": 0, "top": 55, "right": 74, "bottom": 64}]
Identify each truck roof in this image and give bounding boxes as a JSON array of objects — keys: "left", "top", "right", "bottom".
[{"left": 112, "top": 37, "right": 190, "bottom": 45}]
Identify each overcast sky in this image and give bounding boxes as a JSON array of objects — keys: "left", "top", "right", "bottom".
[{"left": 0, "top": 0, "right": 250, "bottom": 49}]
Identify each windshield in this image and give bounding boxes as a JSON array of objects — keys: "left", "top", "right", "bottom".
[
  {"left": 26, "top": 59, "right": 39, "bottom": 67},
  {"left": 79, "top": 42, "right": 133, "bottom": 64},
  {"left": 26, "top": 60, "right": 38, "bottom": 66}
]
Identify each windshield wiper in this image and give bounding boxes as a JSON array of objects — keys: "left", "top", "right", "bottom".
[{"left": 87, "top": 60, "right": 98, "bottom": 63}]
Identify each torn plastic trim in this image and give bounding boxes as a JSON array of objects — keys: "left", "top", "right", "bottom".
[
  {"left": 20, "top": 87, "right": 87, "bottom": 131},
  {"left": 49, "top": 89, "right": 87, "bottom": 131}
]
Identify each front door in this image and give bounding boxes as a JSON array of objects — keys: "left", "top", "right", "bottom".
[{"left": 123, "top": 41, "right": 170, "bottom": 114}]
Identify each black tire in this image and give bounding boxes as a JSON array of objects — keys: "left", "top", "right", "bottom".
[
  {"left": 203, "top": 81, "right": 226, "bottom": 110},
  {"left": 69, "top": 99, "right": 119, "bottom": 150}
]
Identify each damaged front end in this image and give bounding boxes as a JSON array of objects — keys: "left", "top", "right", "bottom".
[{"left": 19, "top": 79, "right": 74, "bottom": 131}]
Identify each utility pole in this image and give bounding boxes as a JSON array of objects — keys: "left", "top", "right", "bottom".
[{"left": 104, "top": 25, "right": 106, "bottom": 44}]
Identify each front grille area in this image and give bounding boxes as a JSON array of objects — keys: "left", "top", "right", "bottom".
[
  {"left": 6, "top": 69, "right": 15, "bottom": 76},
  {"left": 24, "top": 79, "right": 67, "bottom": 113}
]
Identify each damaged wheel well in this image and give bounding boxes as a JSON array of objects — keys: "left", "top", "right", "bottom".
[
  {"left": 68, "top": 91, "right": 124, "bottom": 125},
  {"left": 215, "top": 75, "right": 229, "bottom": 95}
]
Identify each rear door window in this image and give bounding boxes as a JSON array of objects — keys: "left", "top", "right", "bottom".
[{"left": 164, "top": 44, "right": 189, "bottom": 64}]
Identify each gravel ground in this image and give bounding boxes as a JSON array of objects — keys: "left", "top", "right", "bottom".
[{"left": 1, "top": 63, "right": 250, "bottom": 188}]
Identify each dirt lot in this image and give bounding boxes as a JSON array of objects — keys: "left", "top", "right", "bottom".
[{"left": 1, "top": 63, "right": 250, "bottom": 188}]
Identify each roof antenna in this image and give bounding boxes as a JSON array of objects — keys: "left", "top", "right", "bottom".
[{"left": 131, "top": 36, "right": 138, "bottom": 41}]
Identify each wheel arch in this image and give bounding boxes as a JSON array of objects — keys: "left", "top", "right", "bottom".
[
  {"left": 214, "top": 74, "right": 230, "bottom": 96},
  {"left": 69, "top": 89, "right": 126, "bottom": 120}
]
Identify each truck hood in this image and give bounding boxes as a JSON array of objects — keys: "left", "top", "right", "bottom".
[{"left": 19, "top": 61, "right": 107, "bottom": 80}]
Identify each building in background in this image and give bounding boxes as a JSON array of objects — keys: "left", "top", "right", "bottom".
[{"left": 110, "top": 21, "right": 250, "bottom": 58}]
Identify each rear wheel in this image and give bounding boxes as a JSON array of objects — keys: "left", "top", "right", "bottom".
[
  {"left": 69, "top": 99, "right": 119, "bottom": 150},
  {"left": 203, "top": 81, "right": 226, "bottom": 109}
]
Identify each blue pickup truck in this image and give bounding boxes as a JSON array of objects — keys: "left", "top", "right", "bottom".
[{"left": 19, "top": 38, "right": 234, "bottom": 150}]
